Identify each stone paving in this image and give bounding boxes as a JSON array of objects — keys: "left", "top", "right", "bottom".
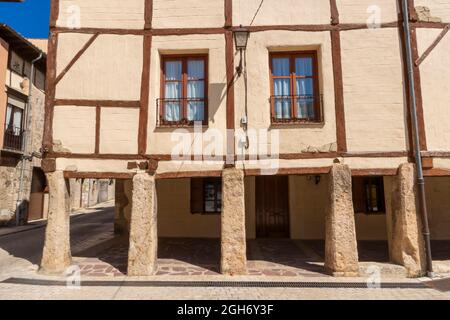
[
  {"left": 73, "top": 237, "right": 332, "bottom": 277},
  {"left": 72, "top": 237, "right": 407, "bottom": 278},
  {"left": 0, "top": 278, "right": 449, "bottom": 300},
  {"left": 2, "top": 203, "right": 450, "bottom": 299}
]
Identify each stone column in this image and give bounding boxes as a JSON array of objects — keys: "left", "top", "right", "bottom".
[
  {"left": 127, "top": 173, "right": 158, "bottom": 276},
  {"left": 114, "top": 179, "right": 129, "bottom": 235},
  {"left": 325, "top": 164, "right": 359, "bottom": 277},
  {"left": 69, "top": 178, "right": 82, "bottom": 211},
  {"left": 390, "top": 163, "right": 426, "bottom": 277},
  {"left": 40, "top": 171, "right": 72, "bottom": 274},
  {"left": 221, "top": 167, "right": 247, "bottom": 275}
]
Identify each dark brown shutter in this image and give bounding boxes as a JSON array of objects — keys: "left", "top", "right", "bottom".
[
  {"left": 352, "top": 177, "right": 366, "bottom": 213},
  {"left": 190, "top": 178, "right": 204, "bottom": 214}
]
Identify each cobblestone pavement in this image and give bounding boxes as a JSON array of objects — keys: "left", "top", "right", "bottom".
[
  {"left": 73, "top": 237, "right": 332, "bottom": 278},
  {"left": 1, "top": 202, "right": 450, "bottom": 300},
  {"left": 73, "top": 237, "right": 408, "bottom": 278}
]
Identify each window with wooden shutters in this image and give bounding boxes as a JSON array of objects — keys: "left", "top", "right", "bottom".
[
  {"left": 190, "top": 177, "right": 221, "bottom": 215},
  {"left": 3, "top": 95, "right": 25, "bottom": 151},
  {"left": 352, "top": 177, "right": 386, "bottom": 214},
  {"left": 9, "top": 51, "right": 24, "bottom": 75},
  {"left": 159, "top": 55, "right": 208, "bottom": 126},
  {"left": 270, "top": 51, "right": 322, "bottom": 124}
]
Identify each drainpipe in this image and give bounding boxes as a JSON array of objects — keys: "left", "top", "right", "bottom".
[
  {"left": 15, "top": 52, "right": 44, "bottom": 226},
  {"left": 401, "top": 0, "right": 433, "bottom": 277}
]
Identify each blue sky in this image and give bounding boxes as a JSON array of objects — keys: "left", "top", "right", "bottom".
[{"left": 0, "top": 0, "right": 50, "bottom": 39}]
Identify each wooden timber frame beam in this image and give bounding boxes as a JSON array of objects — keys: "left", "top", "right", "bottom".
[
  {"left": 415, "top": 24, "right": 450, "bottom": 66},
  {"left": 330, "top": 0, "right": 347, "bottom": 152},
  {"left": 406, "top": 0, "right": 427, "bottom": 151},
  {"left": 43, "top": 0, "right": 449, "bottom": 176}
]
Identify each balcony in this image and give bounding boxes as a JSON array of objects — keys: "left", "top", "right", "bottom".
[
  {"left": 156, "top": 98, "right": 208, "bottom": 127},
  {"left": 270, "top": 94, "right": 324, "bottom": 124},
  {"left": 3, "top": 125, "right": 23, "bottom": 151}
]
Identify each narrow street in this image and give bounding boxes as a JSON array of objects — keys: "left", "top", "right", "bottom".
[{"left": 0, "top": 202, "right": 115, "bottom": 281}]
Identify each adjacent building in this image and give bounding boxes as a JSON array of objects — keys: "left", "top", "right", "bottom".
[
  {"left": 40, "top": 0, "right": 450, "bottom": 277},
  {"left": 0, "top": 23, "right": 113, "bottom": 226},
  {"left": 0, "top": 24, "right": 47, "bottom": 224}
]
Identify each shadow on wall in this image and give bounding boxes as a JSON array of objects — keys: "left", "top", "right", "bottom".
[{"left": 209, "top": 83, "right": 226, "bottom": 124}]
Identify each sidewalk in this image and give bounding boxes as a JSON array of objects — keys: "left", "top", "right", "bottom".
[{"left": 0, "top": 200, "right": 115, "bottom": 238}]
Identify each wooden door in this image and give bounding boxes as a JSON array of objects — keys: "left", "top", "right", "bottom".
[
  {"left": 256, "top": 175, "right": 290, "bottom": 238},
  {"left": 28, "top": 168, "right": 46, "bottom": 221}
]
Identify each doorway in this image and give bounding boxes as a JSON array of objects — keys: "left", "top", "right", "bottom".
[
  {"left": 28, "top": 168, "right": 47, "bottom": 222},
  {"left": 256, "top": 175, "right": 290, "bottom": 238}
]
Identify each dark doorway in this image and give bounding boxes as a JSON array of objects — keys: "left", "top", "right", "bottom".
[
  {"left": 28, "top": 168, "right": 47, "bottom": 222},
  {"left": 256, "top": 175, "right": 290, "bottom": 238}
]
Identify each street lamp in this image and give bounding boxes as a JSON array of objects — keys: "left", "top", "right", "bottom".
[{"left": 233, "top": 25, "right": 250, "bottom": 76}]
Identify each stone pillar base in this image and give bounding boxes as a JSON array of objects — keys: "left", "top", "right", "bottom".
[
  {"left": 221, "top": 167, "right": 247, "bottom": 275},
  {"left": 40, "top": 171, "right": 72, "bottom": 274},
  {"left": 390, "top": 163, "right": 426, "bottom": 277},
  {"left": 127, "top": 173, "right": 157, "bottom": 276},
  {"left": 324, "top": 164, "right": 359, "bottom": 277}
]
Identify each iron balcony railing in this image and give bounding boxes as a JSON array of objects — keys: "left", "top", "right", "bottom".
[
  {"left": 156, "top": 98, "right": 208, "bottom": 126},
  {"left": 270, "top": 94, "right": 324, "bottom": 124},
  {"left": 3, "top": 125, "right": 24, "bottom": 151}
]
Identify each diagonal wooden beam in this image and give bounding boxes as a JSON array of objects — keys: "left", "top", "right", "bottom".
[
  {"left": 54, "top": 33, "right": 99, "bottom": 85},
  {"left": 415, "top": 25, "right": 450, "bottom": 66}
]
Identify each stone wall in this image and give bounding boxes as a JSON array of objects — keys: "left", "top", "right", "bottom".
[{"left": 0, "top": 84, "right": 45, "bottom": 225}]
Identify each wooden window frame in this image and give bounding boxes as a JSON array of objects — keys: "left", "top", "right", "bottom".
[
  {"left": 8, "top": 50, "right": 25, "bottom": 76},
  {"left": 190, "top": 177, "right": 222, "bottom": 215},
  {"left": 269, "top": 51, "right": 321, "bottom": 124},
  {"left": 8, "top": 50, "right": 45, "bottom": 89},
  {"left": 5, "top": 103, "right": 24, "bottom": 131},
  {"left": 352, "top": 177, "right": 386, "bottom": 215},
  {"left": 3, "top": 98, "right": 25, "bottom": 151},
  {"left": 160, "top": 54, "right": 209, "bottom": 127},
  {"left": 203, "top": 178, "right": 222, "bottom": 214}
]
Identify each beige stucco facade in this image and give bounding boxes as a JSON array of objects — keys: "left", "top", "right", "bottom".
[
  {"left": 153, "top": 0, "right": 225, "bottom": 29},
  {"left": 341, "top": 28, "right": 407, "bottom": 152},
  {"left": 416, "top": 27, "right": 450, "bottom": 151},
  {"left": 56, "top": 0, "right": 145, "bottom": 30},
  {"left": 41, "top": 1, "right": 450, "bottom": 277},
  {"left": 56, "top": 34, "right": 143, "bottom": 101},
  {"left": 233, "top": 0, "right": 331, "bottom": 26},
  {"left": 48, "top": 2, "right": 450, "bottom": 172}
]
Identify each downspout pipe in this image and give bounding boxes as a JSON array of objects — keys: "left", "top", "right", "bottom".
[
  {"left": 401, "top": 0, "right": 433, "bottom": 277},
  {"left": 15, "top": 52, "right": 44, "bottom": 226}
]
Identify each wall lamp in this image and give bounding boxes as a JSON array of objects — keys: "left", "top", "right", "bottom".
[{"left": 233, "top": 25, "right": 250, "bottom": 76}]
